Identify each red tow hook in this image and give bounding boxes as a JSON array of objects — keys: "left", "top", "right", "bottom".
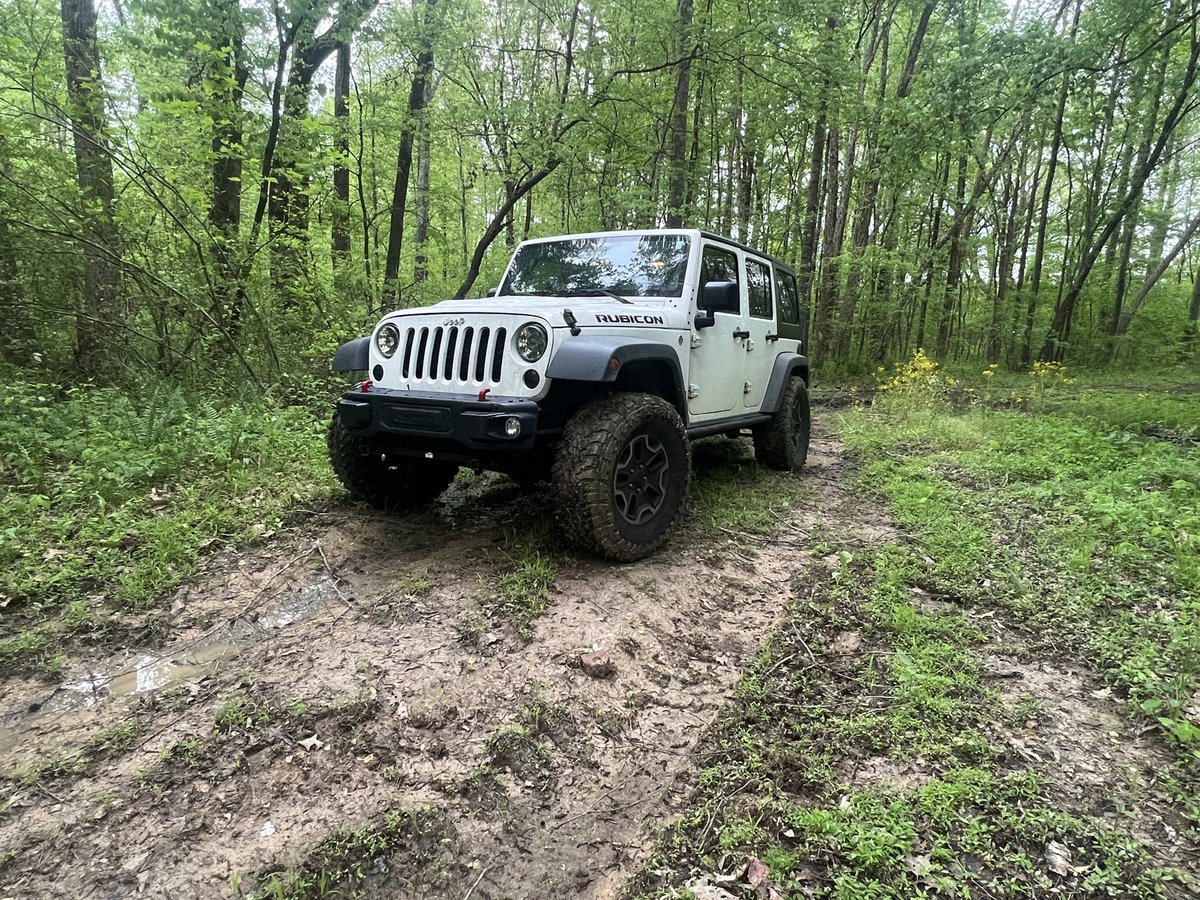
[
  {"left": 477, "top": 387, "right": 491, "bottom": 402},
  {"left": 359, "top": 379, "right": 372, "bottom": 393}
]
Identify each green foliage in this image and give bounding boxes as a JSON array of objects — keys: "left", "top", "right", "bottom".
[
  {"left": 840, "top": 380, "right": 1200, "bottom": 764},
  {"left": 0, "top": 378, "right": 333, "bottom": 673}
]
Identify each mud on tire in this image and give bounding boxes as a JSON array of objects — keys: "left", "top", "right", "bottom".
[
  {"left": 753, "top": 376, "right": 810, "bottom": 471},
  {"left": 327, "top": 414, "right": 457, "bottom": 510},
  {"left": 552, "top": 393, "right": 690, "bottom": 561}
]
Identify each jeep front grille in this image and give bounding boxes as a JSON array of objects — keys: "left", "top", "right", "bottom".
[{"left": 399, "top": 325, "right": 507, "bottom": 386}]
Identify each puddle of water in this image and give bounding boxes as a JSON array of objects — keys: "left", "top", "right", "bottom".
[{"left": 0, "top": 575, "right": 342, "bottom": 750}]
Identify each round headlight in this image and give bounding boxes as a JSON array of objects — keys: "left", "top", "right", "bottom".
[
  {"left": 515, "top": 322, "right": 548, "bottom": 363},
  {"left": 375, "top": 323, "right": 400, "bottom": 358}
]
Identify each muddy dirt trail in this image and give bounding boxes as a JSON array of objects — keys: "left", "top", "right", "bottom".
[{"left": 0, "top": 427, "right": 883, "bottom": 899}]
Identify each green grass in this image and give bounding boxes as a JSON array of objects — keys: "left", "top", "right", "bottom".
[
  {"left": 632, "top": 371, "right": 1197, "bottom": 898},
  {"left": 248, "top": 807, "right": 449, "bottom": 899},
  {"left": 0, "top": 378, "right": 335, "bottom": 675},
  {"left": 839, "top": 384, "right": 1200, "bottom": 766},
  {"left": 686, "top": 437, "right": 797, "bottom": 533},
  {"left": 482, "top": 528, "right": 560, "bottom": 632}
]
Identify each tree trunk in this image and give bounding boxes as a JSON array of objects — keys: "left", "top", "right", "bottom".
[
  {"left": 331, "top": 39, "right": 352, "bottom": 272},
  {"left": 1041, "top": 27, "right": 1199, "bottom": 360},
  {"left": 61, "top": 0, "right": 122, "bottom": 376},
  {"left": 413, "top": 80, "right": 434, "bottom": 287},
  {"left": 269, "top": 0, "right": 379, "bottom": 304},
  {"left": 664, "top": 0, "right": 693, "bottom": 227},
  {"left": 1117, "top": 207, "right": 1200, "bottom": 333},
  {"left": 1184, "top": 271, "right": 1200, "bottom": 355},
  {"left": 382, "top": 0, "right": 438, "bottom": 306},
  {"left": 811, "top": 126, "right": 841, "bottom": 365},
  {"left": 0, "top": 212, "right": 28, "bottom": 362},
  {"left": 207, "top": 0, "right": 248, "bottom": 334}
]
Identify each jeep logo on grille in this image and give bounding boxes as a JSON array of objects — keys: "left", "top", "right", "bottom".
[
  {"left": 443, "top": 317, "right": 465, "bottom": 327},
  {"left": 594, "top": 313, "right": 666, "bottom": 325}
]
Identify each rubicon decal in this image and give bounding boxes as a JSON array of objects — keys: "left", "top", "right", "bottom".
[{"left": 594, "top": 313, "right": 666, "bottom": 325}]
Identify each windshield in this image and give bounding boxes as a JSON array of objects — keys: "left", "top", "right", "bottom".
[{"left": 500, "top": 234, "right": 690, "bottom": 298}]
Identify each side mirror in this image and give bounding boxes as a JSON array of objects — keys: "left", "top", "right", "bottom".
[
  {"left": 485, "top": 287, "right": 498, "bottom": 297},
  {"left": 694, "top": 312, "right": 715, "bottom": 330},
  {"left": 701, "top": 280, "right": 739, "bottom": 314}
]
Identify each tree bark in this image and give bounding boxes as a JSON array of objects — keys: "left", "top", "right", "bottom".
[
  {"left": 269, "top": 0, "right": 379, "bottom": 303},
  {"left": 664, "top": 0, "right": 694, "bottom": 227},
  {"left": 1041, "top": 27, "right": 1200, "bottom": 359},
  {"left": 382, "top": 0, "right": 438, "bottom": 306},
  {"left": 208, "top": 0, "right": 248, "bottom": 333},
  {"left": 331, "top": 39, "right": 352, "bottom": 271},
  {"left": 61, "top": 0, "right": 122, "bottom": 376},
  {"left": 0, "top": 211, "right": 27, "bottom": 362}
]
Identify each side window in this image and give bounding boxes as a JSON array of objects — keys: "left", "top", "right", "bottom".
[
  {"left": 747, "top": 258, "right": 772, "bottom": 319},
  {"left": 700, "top": 245, "right": 740, "bottom": 314},
  {"left": 775, "top": 269, "right": 800, "bottom": 324}
]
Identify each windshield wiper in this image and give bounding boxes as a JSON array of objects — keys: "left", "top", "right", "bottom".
[{"left": 563, "top": 288, "right": 631, "bottom": 304}]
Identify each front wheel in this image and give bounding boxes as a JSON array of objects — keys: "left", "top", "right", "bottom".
[
  {"left": 327, "top": 414, "right": 457, "bottom": 511},
  {"left": 552, "top": 393, "right": 691, "bottom": 561},
  {"left": 753, "top": 377, "right": 810, "bottom": 471}
]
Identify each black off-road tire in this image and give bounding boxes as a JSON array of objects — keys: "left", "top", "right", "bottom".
[
  {"left": 552, "top": 393, "right": 691, "bottom": 561},
  {"left": 753, "top": 377, "right": 810, "bottom": 471},
  {"left": 327, "top": 414, "right": 457, "bottom": 510}
]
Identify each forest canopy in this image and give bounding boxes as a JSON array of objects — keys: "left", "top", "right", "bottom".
[{"left": 1, "top": 0, "right": 1198, "bottom": 386}]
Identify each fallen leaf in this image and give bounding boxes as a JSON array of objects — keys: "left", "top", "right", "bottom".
[
  {"left": 42, "top": 548, "right": 68, "bottom": 560},
  {"left": 298, "top": 735, "right": 324, "bottom": 752},
  {"left": 1045, "top": 840, "right": 1072, "bottom": 877},
  {"left": 905, "top": 853, "right": 933, "bottom": 877},
  {"left": 747, "top": 858, "right": 770, "bottom": 886}
]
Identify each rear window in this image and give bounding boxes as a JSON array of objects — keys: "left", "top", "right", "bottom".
[
  {"left": 775, "top": 269, "right": 800, "bottom": 324},
  {"left": 746, "top": 258, "right": 772, "bottom": 319}
]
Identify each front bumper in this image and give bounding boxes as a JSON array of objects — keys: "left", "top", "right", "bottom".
[{"left": 337, "top": 385, "right": 539, "bottom": 450}]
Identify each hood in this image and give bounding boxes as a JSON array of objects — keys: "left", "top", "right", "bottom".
[{"left": 380, "top": 295, "right": 689, "bottom": 330}]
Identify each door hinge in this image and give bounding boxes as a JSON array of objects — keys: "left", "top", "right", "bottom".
[
  {"left": 690, "top": 334, "right": 702, "bottom": 349},
  {"left": 743, "top": 381, "right": 752, "bottom": 394},
  {"left": 688, "top": 384, "right": 701, "bottom": 399},
  {"left": 745, "top": 338, "right": 755, "bottom": 351}
]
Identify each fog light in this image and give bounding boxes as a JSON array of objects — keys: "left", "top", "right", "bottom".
[
  {"left": 523, "top": 369, "right": 540, "bottom": 389},
  {"left": 372, "top": 364, "right": 384, "bottom": 380},
  {"left": 504, "top": 417, "right": 522, "bottom": 437}
]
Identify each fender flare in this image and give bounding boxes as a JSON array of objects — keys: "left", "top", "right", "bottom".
[
  {"left": 761, "top": 353, "right": 811, "bottom": 414},
  {"left": 546, "top": 336, "right": 687, "bottom": 416},
  {"left": 332, "top": 336, "right": 370, "bottom": 372}
]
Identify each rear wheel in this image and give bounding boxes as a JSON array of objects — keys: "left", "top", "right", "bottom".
[
  {"left": 553, "top": 393, "right": 690, "bottom": 561},
  {"left": 753, "top": 377, "right": 810, "bottom": 471},
  {"left": 327, "top": 414, "right": 457, "bottom": 510}
]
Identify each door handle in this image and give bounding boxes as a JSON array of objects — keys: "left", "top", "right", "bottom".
[
  {"left": 732, "top": 329, "right": 750, "bottom": 339},
  {"left": 765, "top": 333, "right": 780, "bottom": 342}
]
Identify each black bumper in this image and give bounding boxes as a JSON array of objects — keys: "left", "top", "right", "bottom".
[{"left": 336, "top": 386, "right": 540, "bottom": 450}]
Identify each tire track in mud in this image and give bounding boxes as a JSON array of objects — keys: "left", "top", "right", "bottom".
[{"left": 0, "top": 428, "right": 874, "bottom": 899}]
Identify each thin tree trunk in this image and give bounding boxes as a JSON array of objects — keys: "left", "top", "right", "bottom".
[
  {"left": 1041, "top": 26, "right": 1200, "bottom": 359},
  {"left": 0, "top": 212, "right": 27, "bottom": 362},
  {"left": 382, "top": 0, "right": 438, "bottom": 306},
  {"left": 331, "top": 40, "right": 352, "bottom": 272},
  {"left": 413, "top": 78, "right": 434, "bottom": 286},
  {"left": 61, "top": 0, "right": 122, "bottom": 376},
  {"left": 811, "top": 126, "right": 841, "bottom": 365},
  {"left": 1118, "top": 207, "right": 1200, "bottom": 333},
  {"left": 664, "top": 0, "right": 693, "bottom": 227}
]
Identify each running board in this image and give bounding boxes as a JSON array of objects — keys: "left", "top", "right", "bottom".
[{"left": 687, "top": 414, "right": 772, "bottom": 439}]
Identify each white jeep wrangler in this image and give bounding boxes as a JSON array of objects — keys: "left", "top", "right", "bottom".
[{"left": 329, "top": 229, "right": 810, "bottom": 560}]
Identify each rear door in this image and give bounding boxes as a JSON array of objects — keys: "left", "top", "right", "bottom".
[
  {"left": 742, "top": 256, "right": 775, "bottom": 410},
  {"left": 687, "top": 242, "right": 747, "bottom": 417}
]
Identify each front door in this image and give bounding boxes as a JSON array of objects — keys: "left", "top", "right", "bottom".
[{"left": 687, "top": 242, "right": 746, "bottom": 417}]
